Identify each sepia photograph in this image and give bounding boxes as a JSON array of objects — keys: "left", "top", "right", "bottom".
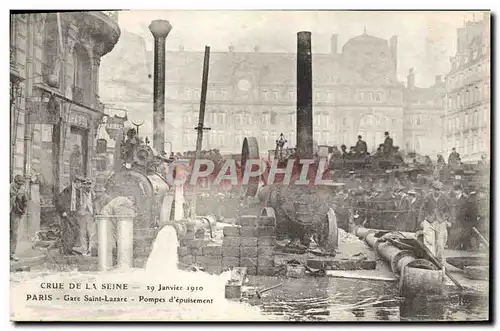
[{"left": 8, "top": 9, "right": 491, "bottom": 322}]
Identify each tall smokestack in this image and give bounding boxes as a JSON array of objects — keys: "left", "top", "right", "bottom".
[
  {"left": 149, "top": 20, "right": 172, "bottom": 154},
  {"left": 296, "top": 31, "right": 313, "bottom": 159}
]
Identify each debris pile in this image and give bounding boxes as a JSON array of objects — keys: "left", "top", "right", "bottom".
[{"left": 338, "top": 229, "right": 360, "bottom": 244}]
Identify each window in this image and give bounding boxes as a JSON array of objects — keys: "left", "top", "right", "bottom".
[
  {"left": 262, "top": 90, "right": 268, "bottom": 100},
  {"left": 66, "top": 126, "right": 88, "bottom": 180},
  {"left": 96, "top": 157, "right": 108, "bottom": 172},
  {"left": 235, "top": 114, "right": 243, "bottom": 126},
  {"left": 375, "top": 92, "right": 382, "bottom": 101},
  {"left": 368, "top": 92, "right": 373, "bottom": 101},
  {"left": 272, "top": 91, "right": 278, "bottom": 101},
  {"left": 261, "top": 113, "right": 270, "bottom": 125},
  {"left": 217, "top": 113, "right": 224, "bottom": 125},
  {"left": 208, "top": 90, "right": 216, "bottom": 100},
  {"left": 288, "top": 90, "right": 293, "bottom": 101},
  {"left": 473, "top": 134, "right": 479, "bottom": 152},
  {"left": 316, "top": 92, "right": 321, "bottom": 102},
  {"left": 270, "top": 112, "right": 277, "bottom": 125},
  {"left": 464, "top": 113, "right": 468, "bottom": 129},
  {"left": 73, "top": 44, "right": 92, "bottom": 105}
]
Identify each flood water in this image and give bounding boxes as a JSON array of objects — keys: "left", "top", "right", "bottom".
[
  {"left": 10, "top": 225, "right": 490, "bottom": 322},
  {"left": 247, "top": 276, "right": 489, "bottom": 321}
]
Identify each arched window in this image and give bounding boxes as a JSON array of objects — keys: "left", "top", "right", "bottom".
[{"left": 73, "top": 44, "right": 92, "bottom": 105}]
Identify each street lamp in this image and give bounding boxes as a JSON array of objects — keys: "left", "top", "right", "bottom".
[{"left": 275, "top": 133, "right": 287, "bottom": 159}]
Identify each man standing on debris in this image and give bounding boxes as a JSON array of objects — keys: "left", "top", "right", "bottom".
[
  {"left": 448, "top": 148, "right": 461, "bottom": 167},
  {"left": 383, "top": 131, "right": 393, "bottom": 156},
  {"left": 355, "top": 135, "right": 368, "bottom": 156},
  {"left": 10, "top": 175, "right": 28, "bottom": 261},
  {"left": 418, "top": 181, "right": 451, "bottom": 266}
]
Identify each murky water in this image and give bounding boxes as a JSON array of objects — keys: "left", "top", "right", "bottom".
[
  {"left": 246, "top": 276, "right": 489, "bottom": 321},
  {"left": 10, "top": 225, "right": 489, "bottom": 322}
]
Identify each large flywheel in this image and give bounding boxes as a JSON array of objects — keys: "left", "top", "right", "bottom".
[{"left": 241, "top": 137, "right": 260, "bottom": 197}]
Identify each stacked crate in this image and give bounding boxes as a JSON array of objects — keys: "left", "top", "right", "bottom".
[
  {"left": 176, "top": 222, "right": 224, "bottom": 274},
  {"left": 234, "top": 215, "right": 277, "bottom": 276},
  {"left": 177, "top": 214, "right": 277, "bottom": 276},
  {"left": 222, "top": 224, "right": 241, "bottom": 272},
  {"left": 255, "top": 216, "right": 277, "bottom": 276}
]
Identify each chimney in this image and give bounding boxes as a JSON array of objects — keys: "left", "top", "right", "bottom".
[
  {"left": 390, "top": 36, "right": 398, "bottom": 72},
  {"left": 149, "top": 20, "right": 172, "bottom": 154},
  {"left": 407, "top": 68, "right": 415, "bottom": 90},
  {"left": 296, "top": 31, "right": 313, "bottom": 159},
  {"left": 254, "top": 45, "right": 260, "bottom": 52},
  {"left": 330, "top": 34, "right": 338, "bottom": 54},
  {"left": 178, "top": 44, "right": 184, "bottom": 51},
  {"left": 228, "top": 44, "right": 234, "bottom": 52}
]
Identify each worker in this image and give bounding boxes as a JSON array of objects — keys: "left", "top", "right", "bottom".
[
  {"left": 56, "top": 175, "right": 88, "bottom": 255},
  {"left": 10, "top": 175, "right": 28, "bottom": 261},
  {"left": 448, "top": 148, "right": 460, "bottom": 167},
  {"left": 400, "top": 189, "right": 423, "bottom": 232},
  {"left": 448, "top": 184, "right": 469, "bottom": 249},
  {"left": 383, "top": 131, "right": 393, "bottom": 156},
  {"left": 355, "top": 135, "right": 368, "bottom": 156},
  {"left": 418, "top": 181, "right": 451, "bottom": 267}
]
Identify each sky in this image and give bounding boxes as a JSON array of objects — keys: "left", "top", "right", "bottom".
[{"left": 117, "top": 10, "right": 485, "bottom": 87}]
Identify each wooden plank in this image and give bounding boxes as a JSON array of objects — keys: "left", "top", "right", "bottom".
[{"left": 326, "top": 270, "right": 397, "bottom": 282}]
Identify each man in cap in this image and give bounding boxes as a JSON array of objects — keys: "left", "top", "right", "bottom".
[
  {"left": 10, "top": 175, "right": 28, "bottom": 261},
  {"left": 383, "top": 132, "right": 393, "bottom": 156},
  {"left": 56, "top": 175, "right": 87, "bottom": 255},
  {"left": 355, "top": 135, "right": 368, "bottom": 156},
  {"left": 448, "top": 183, "right": 469, "bottom": 249},
  {"left": 418, "top": 180, "right": 451, "bottom": 266},
  {"left": 400, "top": 188, "right": 423, "bottom": 232}
]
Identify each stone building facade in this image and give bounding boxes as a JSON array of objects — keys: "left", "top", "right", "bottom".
[
  {"left": 10, "top": 11, "right": 120, "bottom": 235},
  {"left": 101, "top": 30, "right": 445, "bottom": 158},
  {"left": 441, "top": 13, "right": 491, "bottom": 163}
]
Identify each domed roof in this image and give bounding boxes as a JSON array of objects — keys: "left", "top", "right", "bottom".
[{"left": 343, "top": 30, "right": 388, "bottom": 49}]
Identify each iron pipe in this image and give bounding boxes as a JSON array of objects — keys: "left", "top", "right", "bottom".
[
  {"left": 149, "top": 20, "right": 172, "bottom": 154},
  {"left": 296, "top": 31, "right": 313, "bottom": 159}
]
